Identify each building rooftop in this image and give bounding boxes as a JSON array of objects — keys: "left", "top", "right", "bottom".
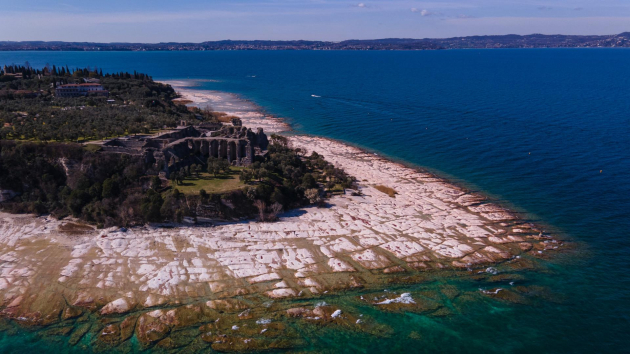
[{"left": 58, "top": 83, "right": 103, "bottom": 87}]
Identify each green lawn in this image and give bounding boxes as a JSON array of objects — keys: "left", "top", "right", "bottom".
[
  {"left": 83, "top": 144, "right": 102, "bottom": 152},
  {"left": 172, "top": 167, "right": 246, "bottom": 195}
]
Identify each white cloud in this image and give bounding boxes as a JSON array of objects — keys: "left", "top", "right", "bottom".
[
  {"left": 357, "top": 3, "right": 366, "bottom": 8},
  {"left": 412, "top": 9, "right": 436, "bottom": 16}
]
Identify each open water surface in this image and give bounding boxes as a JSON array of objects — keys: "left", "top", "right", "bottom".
[{"left": 0, "top": 50, "right": 629, "bottom": 352}]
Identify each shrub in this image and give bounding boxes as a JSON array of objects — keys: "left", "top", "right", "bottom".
[{"left": 374, "top": 185, "right": 397, "bottom": 198}]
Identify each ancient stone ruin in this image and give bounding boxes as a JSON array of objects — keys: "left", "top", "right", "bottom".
[{"left": 100, "top": 123, "right": 269, "bottom": 177}]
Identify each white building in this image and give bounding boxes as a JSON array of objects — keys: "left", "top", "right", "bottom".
[{"left": 55, "top": 83, "right": 109, "bottom": 97}]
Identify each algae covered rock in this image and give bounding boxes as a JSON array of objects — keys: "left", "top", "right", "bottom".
[
  {"left": 68, "top": 323, "right": 91, "bottom": 346},
  {"left": 135, "top": 310, "right": 172, "bottom": 346},
  {"left": 98, "top": 324, "right": 121, "bottom": 345},
  {"left": 206, "top": 299, "right": 249, "bottom": 313},
  {"left": 62, "top": 307, "right": 83, "bottom": 320},
  {"left": 119, "top": 314, "right": 138, "bottom": 341}
]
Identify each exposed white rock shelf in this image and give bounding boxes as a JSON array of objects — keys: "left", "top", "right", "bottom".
[{"left": 0, "top": 85, "right": 555, "bottom": 318}]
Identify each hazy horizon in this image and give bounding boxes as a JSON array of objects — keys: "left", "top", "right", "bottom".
[
  {"left": 1, "top": 0, "right": 629, "bottom": 42},
  {"left": 1, "top": 31, "right": 629, "bottom": 45}
]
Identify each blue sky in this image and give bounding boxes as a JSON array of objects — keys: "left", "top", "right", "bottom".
[{"left": 1, "top": 0, "right": 629, "bottom": 42}]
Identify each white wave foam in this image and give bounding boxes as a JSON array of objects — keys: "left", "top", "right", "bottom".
[{"left": 376, "top": 293, "right": 415, "bottom": 305}]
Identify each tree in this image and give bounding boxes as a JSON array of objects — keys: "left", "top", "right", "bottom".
[
  {"left": 271, "top": 188, "right": 285, "bottom": 205},
  {"left": 175, "top": 209, "right": 184, "bottom": 223},
  {"left": 268, "top": 202, "right": 283, "bottom": 221},
  {"left": 207, "top": 157, "right": 225, "bottom": 177},
  {"left": 199, "top": 189, "right": 208, "bottom": 200},
  {"left": 141, "top": 189, "right": 163, "bottom": 222},
  {"left": 102, "top": 177, "right": 120, "bottom": 198},
  {"left": 217, "top": 159, "right": 230, "bottom": 174},
  {"left": 150, "top": 176, "right": 161, "bottom": 190},
  {"left": 294, "top": 147, "right": 306, "bottom": 157},
  {"left": 301, "top": 173, "right": 317, "bottom": 189},
  {"left": 270, "top": 134, "right": 288, "bottom": 147},
  {"left": 239, "top": 169, "right": 253, "bottom": 183},
  {"left": 305, "top": 188, "right": 322, "bottom": 205},
  {"left": 255, "top": 169, "right": 267, "bottom": 182},
  {"left": 253, "top": 200, "right": 266, "bottom": 221},
  {"left": 66, "top": 189, "right": 90, "bottom": 217},
  {"left": 246, "top": 187, "right": 257, "bottom": 201}
]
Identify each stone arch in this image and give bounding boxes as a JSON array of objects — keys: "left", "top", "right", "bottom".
[
  {"left": 228, "top": 141, "right": 237, "bottom": 162},
  {"left": 201, "top": 140, "right": 209, "bottom": 156},
  {"left": 219, "top": 140, "right": 228, "bottom": 158},
  {"left": 211, "top": 140, "right": 219, "bottom": 158}
]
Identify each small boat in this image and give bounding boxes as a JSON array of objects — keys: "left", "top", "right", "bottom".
[{"left": 311, "top": 94, "right": 321, "bottom": 98}]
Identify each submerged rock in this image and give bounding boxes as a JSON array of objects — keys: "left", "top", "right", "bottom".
[
  {"left": 480, "top": 288, "right": 529, "bottom": 304},
  {"left": 62, "top": 307, "right": 83, "bottom": 320},
  {"left": 135, "top": 312, "right": 171, "bottom": 346},
  {"left": 98, "top": 324, "right": 121, "bottom": 345},
  {"left": 120, "top": 315, "right": 138, "bottom": 341},
  {"left": 68, "top": 323, "right": 91, "bottom": 346}
]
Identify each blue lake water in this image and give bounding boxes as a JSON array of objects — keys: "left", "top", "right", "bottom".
[{"left": 0, "top": 50, "right": 629, "bottom": 352}]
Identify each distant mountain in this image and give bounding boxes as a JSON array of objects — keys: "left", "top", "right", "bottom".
[{"left": 1, "top": 33, "right": 629, "bottom": 51}]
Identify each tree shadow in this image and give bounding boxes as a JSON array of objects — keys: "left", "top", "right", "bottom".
[{"left": 280, "top": 209, "right": 308, "bottom": 218}]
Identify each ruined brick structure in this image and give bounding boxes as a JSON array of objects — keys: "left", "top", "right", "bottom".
[{"left": 100, "top": 124, "right": 268, "bottom": 177}]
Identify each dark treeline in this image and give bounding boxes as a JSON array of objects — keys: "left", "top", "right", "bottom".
[
  {"left": 0, "top": 64, "right": 215, "bottom": 141},
  {"left": 1, "top": 63, "right": 149, "bottom": 81},
  {"left": 0, "top": 138, "right": 356, "bottom": 227}
]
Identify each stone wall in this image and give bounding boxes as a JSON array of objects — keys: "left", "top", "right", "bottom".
[
  {"left": 98, "top": 125, "right": 268, "bottom": 178},
  {"left": 160, "top": 127, "right": 268, "bottom": 177}
]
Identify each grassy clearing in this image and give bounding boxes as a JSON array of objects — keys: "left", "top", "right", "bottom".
[
  {"left": 83, "top": 144, "right": 102, "bottom": 152},
  {"left": 173, "top": 166, "right": 246, "bottom": 195},
  {"left": 374, "top": 185, "right": 397, "bottom": 198}
]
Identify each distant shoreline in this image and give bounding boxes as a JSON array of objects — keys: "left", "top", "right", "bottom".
[{"left": 1, "top": 32, "right": 629, "bottom": 51}]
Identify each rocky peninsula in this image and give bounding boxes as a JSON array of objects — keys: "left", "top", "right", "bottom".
[{"left": 0, "top": 82, "right": 566, "bottom": 351}]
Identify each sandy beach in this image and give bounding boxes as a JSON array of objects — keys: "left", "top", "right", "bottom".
[{"left": 0, "top": 82, "right": 565, "bottom": 348}]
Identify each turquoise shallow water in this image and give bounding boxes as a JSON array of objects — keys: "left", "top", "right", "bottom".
[{"left": 0, "top": 50, "right": 629, "bottom": 352}]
